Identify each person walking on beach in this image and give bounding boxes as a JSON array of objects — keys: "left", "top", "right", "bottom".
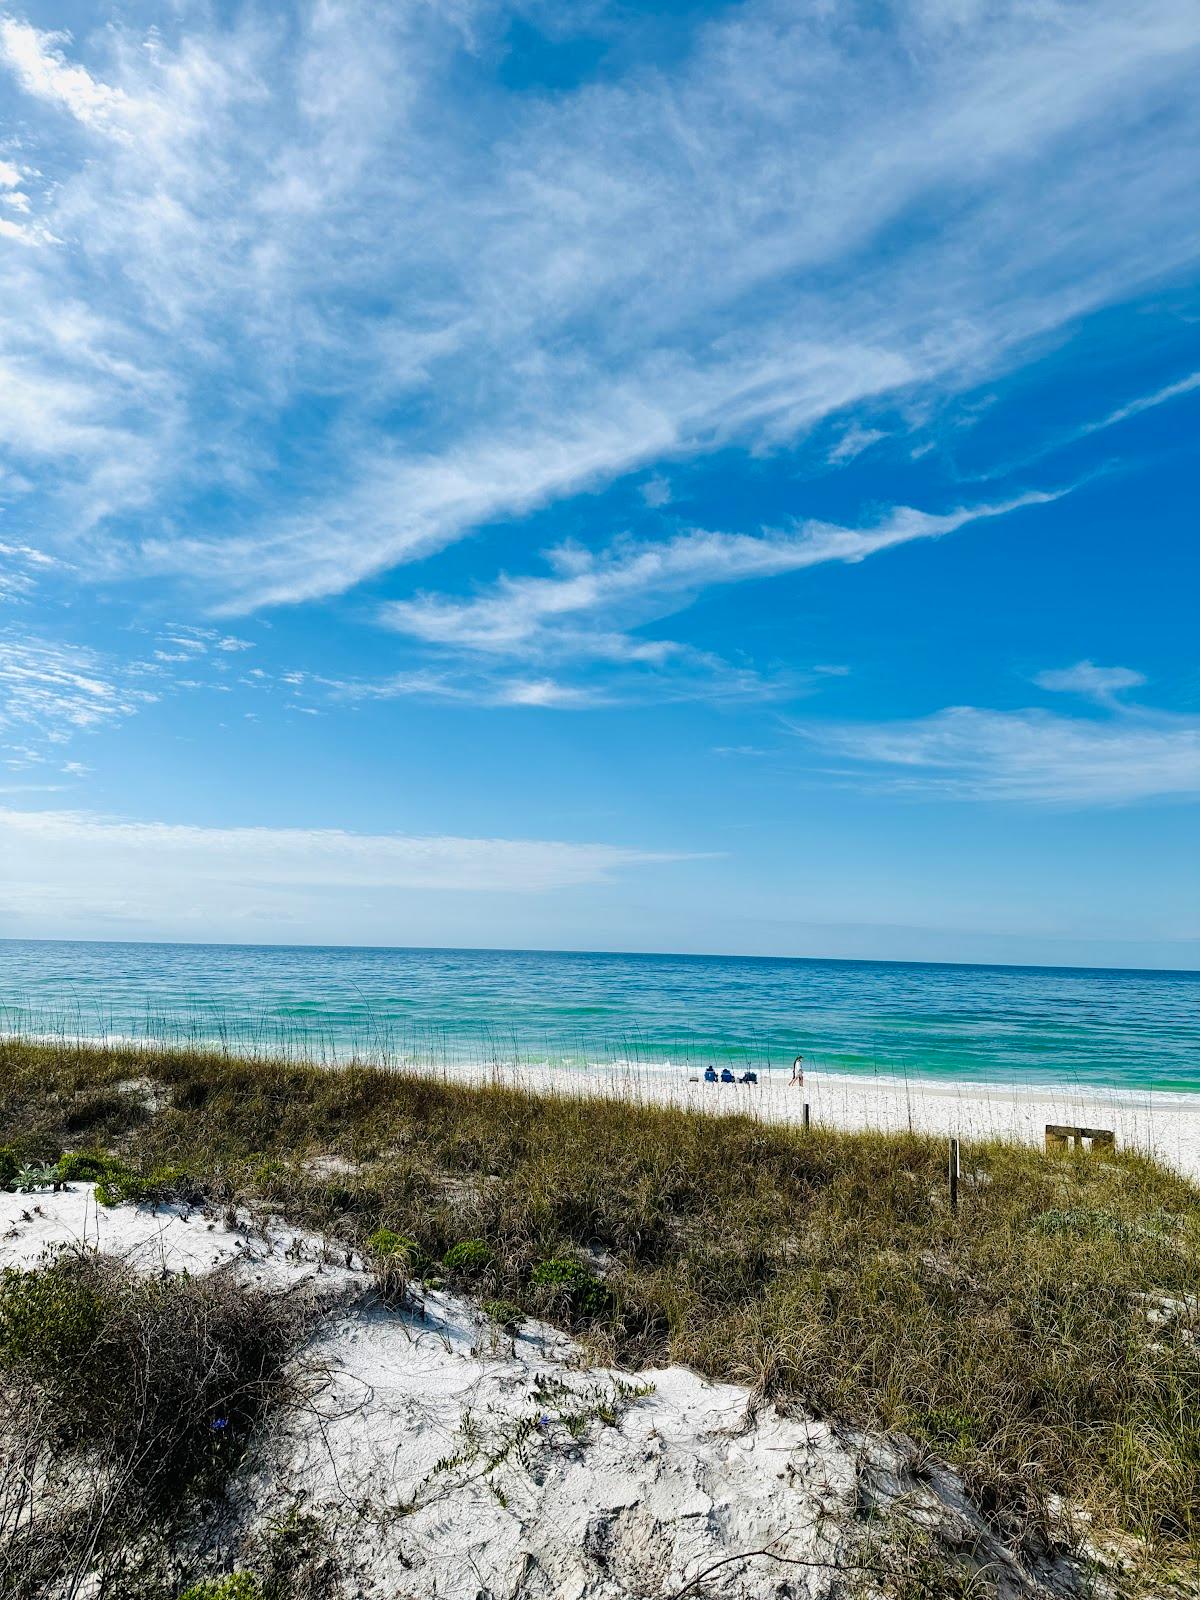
[{"left": 791, "top": 1054, "right": 804, "bottom": 1088}]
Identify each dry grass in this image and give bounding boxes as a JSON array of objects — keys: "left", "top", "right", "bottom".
[{"left": 3, "top": 1035, "right": 1200, "bottom": 1590}]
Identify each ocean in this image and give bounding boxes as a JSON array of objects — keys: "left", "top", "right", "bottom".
[{"left": 1, "top": 939, "right": 1196, "bottom": 1094}]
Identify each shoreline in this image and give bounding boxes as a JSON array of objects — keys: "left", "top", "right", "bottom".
[{"left": 8, "top": 1027, "right": 1200, "bottom": 1179}]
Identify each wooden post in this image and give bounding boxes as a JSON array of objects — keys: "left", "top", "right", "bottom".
[
  {"left": 803, "top": 1101, "right": 810, "bottom": 1132},
  {"left": 948, "top": 1137, "right": 960, "bottom": 1214}
]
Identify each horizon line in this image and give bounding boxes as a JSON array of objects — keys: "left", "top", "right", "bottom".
[{"left": 0, "top": 934, "right": 1195, "bottom": 979}]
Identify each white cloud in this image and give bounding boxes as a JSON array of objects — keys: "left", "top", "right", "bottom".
[
  {"left": 0, "top": 625, "right": 267, "bottom": 758},
  {"left": 0, "top": 540, "right": 57, "bottom": 600},
  {"left": 828, "top": 425, "right": 888, "bottom": 464},
  {"left": 1034, "top": 660, "right": 1147, "bottom": 700},
  {"left": 323, "top": 666, "right": 610, "bottom": 710},
  {"left": 973, "top": 366, "right": 1200, "bottom": 482},
  {"left": 494, "top": 678, "right": 604, "bottom": 708},
  {"left": 0, "top": 807, "right": 689, "bottom": 933},
  {"left": 0, "top": 634, "right": 146, "bottom": 744},
  {"left": 382, "top": 492, "right": 1056, "bottom": 663},
  {"left": 0, "top": 214, "right": 37, "bottom": 244},
  {"left": 640, "top": 475, "right": 672, "bottom": 508},
  {"left": 804, "top": 705, "right": 1200, "bottom": 805},
  {"left": 0, "top": 19, "right": 140, "bottom": 137},
  {"left": 150, "top": 624, "right": 254, "bottom": 663},
  {"left": 0, "top": 0, "right": 1194, "bottom": 610},
  {"left": 1091, "top": 370, "right": 1200, "bottom": 431}
]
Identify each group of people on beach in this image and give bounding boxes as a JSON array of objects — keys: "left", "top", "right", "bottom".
[
  {"left": 698, "top": 1054, "right": 804, "bottom": 1087},
  {"left": 703, "top": 1065, "right": 757, "bottom": 1084}
]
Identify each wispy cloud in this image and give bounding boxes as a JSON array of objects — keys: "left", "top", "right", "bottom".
[
  {"left": 0, "top": 623, "right": 261, "bottom": 760},
  {"left": 149, "top": 623, "right": 254, "bottom": 664},
  {"left": 0, "top": 540, "right": 58, "bottom": 600},
  {"left": 0, "top": 634, "right": 150, "bottom": 751},
  {"left": 970, "top": 365, "right": 1200, "bottom": 483},
  {"left": 0, "top": 807, "right": 690, "bottom": 933},
  {"left": 1090, "top": 370, "right": 1200, "bottom": 432},
  {"left": 380, "top": 494, "right": 1056, "bottom": 695},
  {"left": 0, "top": 0, "right": 1193, "bottom": 611},
  {"left": 1034, "top": 660, "right": 1147, "bottom": 702},
  {"left": 0, "top": 18, "right": 141, "bottom": 137},
  {"left": 802, "top": 703, "right": 1200, "bottom": 806},
  {"left": 320, "top": 667, "right": 610, "bottom": 710},
  {"left": 828, "top": 425, "right": 888, "bottom": 465}
]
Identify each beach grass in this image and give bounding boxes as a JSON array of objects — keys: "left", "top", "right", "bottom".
[{"left": 2, "top": 1034, "right": 1199, "bottom": 1590}]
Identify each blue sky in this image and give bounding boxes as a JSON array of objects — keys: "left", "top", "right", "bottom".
[{"left": 0, "top": 0, "right": 1197, "bottom": 967}]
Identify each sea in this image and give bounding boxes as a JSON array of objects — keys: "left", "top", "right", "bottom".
[{"left": 0, "top": 940, "right": 1196, "bottom": 1095}]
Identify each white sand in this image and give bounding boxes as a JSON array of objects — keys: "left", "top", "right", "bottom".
[
  {"left": 0, "top": 1185, "right": 1081, "bottom": 1597},
  {"left": 0, "top": 1182, "right": 360, "bottom": 1291},
  {"left": 416, "top": 1058, "right": 1200, "bottom": 1182}
]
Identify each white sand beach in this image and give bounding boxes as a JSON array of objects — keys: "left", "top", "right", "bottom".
[{"left": 419, "top": 1058, "right": 1200, "bottom": 1183}]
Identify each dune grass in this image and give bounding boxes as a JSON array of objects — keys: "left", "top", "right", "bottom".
[{"left": 2, "top": 1034, "right": 1199, "bottom": 1590}]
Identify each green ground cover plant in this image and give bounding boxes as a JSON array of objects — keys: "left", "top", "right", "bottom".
[
  {"left": 0, "top": 1244, "right": 310, "bottom": 1600},
  {"left": 443, "top": 1237, "right": 494, "bottom": 1275},
  {"left": 1, "top": 1035, "right": 1199, "bottom": 1590},
  {"left": 179, "top": 1575, "right": 261, "bottom": 1600}
]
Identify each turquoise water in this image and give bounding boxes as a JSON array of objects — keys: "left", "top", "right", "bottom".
[{"left": 0, "top": 939, "right": 1196, "bottom": 1094}]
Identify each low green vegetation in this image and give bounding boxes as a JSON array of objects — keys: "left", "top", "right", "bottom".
[
  {"left": 2, "top": 1035, "right": 1199, "bottom": 1591},
  {"left": 529, "top": 1254, "right": 611, "bottom": 1321},
  {"left": 443, "top": 1236, "right": 494, "bottom": 1274},
  {"left": 365, "top": 1224, "right": 423, "bottom": 1263},
  {"left": 179, "top": 1576, "right": 262, "bottom": 1600},
  {"left": 0, "top": 1247, "right": 308, "bottom": 1600},
  {"left": 482, "top": 1297, "right": 524, "bottom": 1328}
]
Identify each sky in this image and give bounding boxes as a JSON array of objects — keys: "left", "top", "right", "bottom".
[{"left": 0, "top": 0, "right": 1197, "bottom": 968}]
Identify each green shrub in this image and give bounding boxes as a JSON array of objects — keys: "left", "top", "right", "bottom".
[
  {"left": 443, "top": 1238, "right": 493, "bottom": 1275},
  {"left": 1033, "top": 1205, "right": 1179, "bottom": 1242},
  {"left": 0, "top": 1253, "right": 304, "bottom": 1491},
  {"left": 94, "top": 1163, "right": 138, "bottom": 1206},
  {"left": 95, "top": 1163, "right": 192, "bottom": 1208},
  {"left": 58, "top": 1150, "right": 119, "bottom": 1183},
  {"left": 0, "top": 1146, "right": 17, "bottom": 1189},
  {"left": 179, "top": 1573, "right": 262, "bottom": 1600},
  {"left": 908, "top": 1406, "right": 980, "bottom": 1451},
  {"left": 529, "top": 1257, "right": 610, "bottom": 1319},
  {"left": 482, "top": 1299, "right": 524, "bottom": 1329},
  {"left": 0, "top": 1263, "right": 107, "bottom": 1380},
  {"left": 365, "top": 1227, "right": 426, "bottom": 1270},
  {"left": 365, "top": 1228, "right": 424, "bottom": 1306}
]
